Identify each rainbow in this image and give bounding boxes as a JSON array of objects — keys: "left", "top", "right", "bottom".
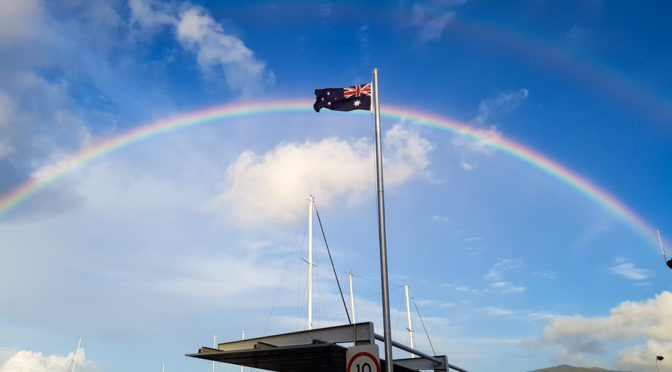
[
  {"left": 0, "top": 99, "right": 659, "bottom": 245},
  {"left": 448, "top": 18, "right": 672, "bottom": 125}
]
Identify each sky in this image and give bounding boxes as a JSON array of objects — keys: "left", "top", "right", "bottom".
[{"left": 0, "top": 1, "right": 671, "bottom": 371}]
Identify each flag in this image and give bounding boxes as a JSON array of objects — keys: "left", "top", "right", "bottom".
[{"left": 313, "top": 83, "right": 372, "bottom": 112}]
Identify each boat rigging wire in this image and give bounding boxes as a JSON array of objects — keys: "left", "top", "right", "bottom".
[
  {"left": 412, "top": 295, "right": 437, "bottom": 356},
  {"left": 314, "top": 203, "right": 352, "bottom": 324}
]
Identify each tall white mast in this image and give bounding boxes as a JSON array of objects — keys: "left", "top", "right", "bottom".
[
  {"left": 240, "top": 330, "right": 246, "bottom": 372},
  {"left": 68, "top": 338, "right": 82, "bottom": 372},
  {"left": 658, "top": 229, "right": 667, "bottom": 260},
  {"left": 348, "top": 273, "right": 356, "bottom": 324},
  {"left": 308, "top": 195, "right": 314, "bottom": 330},
  {"left": 162, "top": 361, "right": 165, "bottom": 372},
  {"left": 212, "top": 334, "right": 216, "bottom": 372},
  {"left": 404, "top": 285, "right": 415, "bottom": 358}
]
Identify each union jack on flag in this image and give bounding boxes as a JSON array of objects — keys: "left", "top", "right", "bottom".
[
  {"left": 343, "top": 83, "right": 372, "bottom": 98},
  {"left": 313, "top": 82, "right": 372, "bottom": 112}
]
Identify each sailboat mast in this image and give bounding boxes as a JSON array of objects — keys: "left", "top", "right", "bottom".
[
  {"left": 658, "top": 229, "right": 667, "bottom": 260},
  {"left": 308, "top": 195, "right": 314, "bottom": 330},
  {"left": 348, "top": 273, "right": 356, "bottom": 324},
  {"left": 241, "top": 330, "right": 245, "bottom": 372},
  {"left": 212, "top": 334, "right": 216, "bottom": 372},
  {"left": 404, "top": 285, "right": 415, "bottom": 357},
  {"left": 67, "top": 338, "right": 82, "bottom": 372}
]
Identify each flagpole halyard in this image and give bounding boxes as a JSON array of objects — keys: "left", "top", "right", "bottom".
[{"left": 373, "top": 67, "right": 394, "bottom": 372}]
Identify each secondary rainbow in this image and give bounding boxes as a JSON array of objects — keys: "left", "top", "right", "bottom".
[{"left": 0, "top": 99, "right": 658, "bottom": 246}]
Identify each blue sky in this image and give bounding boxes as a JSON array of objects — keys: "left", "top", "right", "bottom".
[{"left": 1, "top": 1, "right": 671, "bottom": 371}]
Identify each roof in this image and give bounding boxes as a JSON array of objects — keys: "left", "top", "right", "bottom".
[
  {"left": 186, "top": 322, "right": 459, "bottom": 372},
  {"left": 187, "top": 342, "right": 418, "bottom": 372}
]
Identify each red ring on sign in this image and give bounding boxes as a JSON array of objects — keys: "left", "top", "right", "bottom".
[{"left": 347, "top": 351, "right": 381, "bottom": 372}]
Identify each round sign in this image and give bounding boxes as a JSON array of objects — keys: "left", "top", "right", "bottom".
[{"left": 347, "top": 351, "right": 381, "bottom": 372}]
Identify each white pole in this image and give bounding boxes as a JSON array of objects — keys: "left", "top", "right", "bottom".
[
  {"left": 162, "top": 361, "right": 165, "bottom": 372},
  {"left": 308, "top": 195, "right": 314, "bottom": 330},
  {"left": 69, "top": 338, "right": 82, "bottom": 372},
  {"left": 658, "top": 229, "right": 667, "bottom": 260},
  {"left": 348, "top": 273, "right": 356, "bottom": 324},
  {"left": 372, "top": 67, "right": 393, "bottom": 372},
  {"left": 212, "top": 334, "right": 216, "bottom": 372},
  {"left": 241, "top": 330, "right": 245, "bottom": 372},
  {"left": 404, "top": 285, "right": 415, "bottom": 357}
]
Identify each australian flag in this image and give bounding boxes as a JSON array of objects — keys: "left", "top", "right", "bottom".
[{"left": 313, "top": 83, "right": 372, "bottom": 112}]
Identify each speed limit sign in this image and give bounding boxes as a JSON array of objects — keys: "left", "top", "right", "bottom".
[{"left": 346, "top": 344, "right": 381, "bottom": 372}]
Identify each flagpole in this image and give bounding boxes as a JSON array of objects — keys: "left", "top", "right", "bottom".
[{"left": 372, "top": 67, "right": 393, "bottom": 372}]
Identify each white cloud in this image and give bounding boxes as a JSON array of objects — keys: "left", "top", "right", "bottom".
[
  {"left": 0, "top": 349, "right": 100, "bottom": 372},
  {"left": 484, "top": 258, "right": 522, "bottom": 281},
  {"left": 484, "top": 258, "right": 526, "bottom": 294},
  {"left": 409, "top": 1, "right": 466, "bottom": 42},
  {"left": 176, "top": 7, "right": 272, "bottom": 95},
  {"left": 483, "top": 306, "right": 514, "bottom": 317},
  {"left": 432, "top": 215, "right": 451, "bottom": 224},
  {"left": 491, "top": 281, "right": 526, "bottom": 293},
  {"left": 460, "top": 161, "right": 475, "bottom": 170},
  {"left": 209, "top": 124, "right": 433, "bottom": 227},
  {"left": 0, "top": 0, "right": 48, "bottom": 47},
  {"left": 451, "top": 89, "right": 527, "bottom": 161},
  {"left": 529, "top": 291, "right": 672, "bottom": 369},
  {"left": 610, "top": 260, "right": 649, "bottom": 280},
  {"left": 128, "top": 0, "right": 177, "bottom": 32},
  {"left": 533, "top": 270, "right": 556, "bottom": 280},
  {"left": 451, "top": 125, "right": 502, "bottom": 157},
  {"left": 127, "top": 0, "right": 273, "bottom": 95},
  {"left": 414, "top": 8, "right": 455, "bottom": 42},
  {"left": 615, "top": 340, "right": 672, "bottom": 371},
  {"left": 473, "top": 88, "right": 529, "bottom": 125}
]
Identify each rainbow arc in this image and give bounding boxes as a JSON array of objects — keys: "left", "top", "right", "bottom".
[{"left": 0, "top": 100, "right": 658, "bottom": 246}]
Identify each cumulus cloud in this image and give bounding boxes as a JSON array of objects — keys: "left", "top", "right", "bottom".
[
  {"left": 0, "top": 0, "right": 273, "bottom": 221},
  {"left": 128, "top": 0, "right": 177, "bottom": 32},
  {"left": 176, "top": 7, "right": 272, "bottom": 95},
  {"left": 528, "top": 291, "right": 672, "bottom": 370},
  {"left": 128, "top": 0, "right": 273, "bottom": 95},
  {"left": 209, "top": 124, "right": 433, "bottom": 226},
  {"left": 616, "top": 340, "right": 672, "bottom": 371},
  {"left": 0, "top": 349, "right": 100, "bottom": 372},
  {"left": 0, "top": 0, "right": 48, "bottom": 48}
]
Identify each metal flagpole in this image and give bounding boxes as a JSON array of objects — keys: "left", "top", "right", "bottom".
[{"left": 372, "top": 67, "right": 393, "bottom": 372}]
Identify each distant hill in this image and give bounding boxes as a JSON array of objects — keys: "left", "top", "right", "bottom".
[{"left": 528, "top": 365, "right": 630, "bottom": 372}]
